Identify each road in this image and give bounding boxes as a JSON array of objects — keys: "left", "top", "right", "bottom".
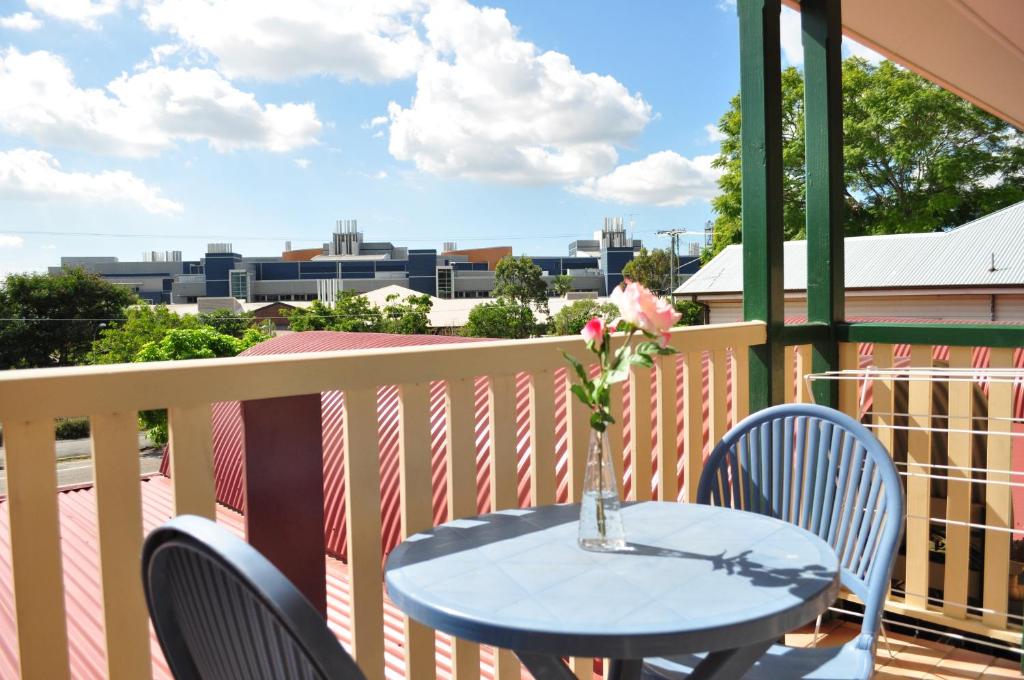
[{"left": 0, "top": 434, "right": 163, "bottom": 496}]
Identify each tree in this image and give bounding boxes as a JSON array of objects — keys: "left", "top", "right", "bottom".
[
  {"left": 197, "top": 308, "right": 255, "bottom": 338},
  {"left": 673, "top": 299, "right": 705, "bottom": 326},
  {"left": 0, "top": 268, "right": 138, "bottom": 369},
  {"left": 285, "top": 294, "right": 383, "bottom": 332},
  {"left": 493, "top": 255, "right": 549, "bottom": 313},
  {"left": 550, "top": 274, "right": 574, "bottom": 297},
  {"left": 379, "top": 294, "right": 433, "bottom": 335},
  {"left": 622, "top": 248, "right": 673, "bottom": 294},
  {"left": 706, "top": 57, "right": 1024, "bottom": 260},
  {"left": 461, "top": 300, "right": 538, "bottom": 339},
  {"left": 89, "top": 304, "right": 198, "bottom": 364},
  {"left": 549, "top": 300, "right": 619, "bottom": 337},
  {"left": 135, "top": 326, "right": 268, "bottom": 444}
]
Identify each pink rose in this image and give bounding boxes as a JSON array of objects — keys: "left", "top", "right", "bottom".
[
  {"left": 581, "top": 317, "right": 606, "bottom": 349},
  {"left": 611, "top": 282, "right": 681, "bottom": 336}
]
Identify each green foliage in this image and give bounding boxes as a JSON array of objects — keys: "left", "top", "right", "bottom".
[
  {"left": 673, "top": 299, "right": 705, "bottom": 326},
  {"left": 197, "top": 308, "right": 255, "bottom": 338},
  {"left": 89, "top": 304, "right": 198, "bottom": 364},
  {"left": 706, "top": 57, "right": 1024, "bottom": 260},
  {"left": 621, "top": 248, "right": 673, "bottom": 294},
  {"left": 134, "top": 326, "right": 253, "bottom": 444},
  {"left": 550, "top": 274, "right": 574, "bottom": 297},
  {"left": 460, "top": 300, "right": 538, "bottom": 339},
  {"left": 285, "top": 292, "right": 433, "bottom": 335},
  {"left": 55, "top": 417, "right": 90, "bottom": 440},
  {"left": 0, "top": 267, "right": 138, "bottom": 369},
  {"left": 493, "top": 255, "right": 549, "bottom": 313},
  {"left": 549, "top": 300, "right": 619, "bottom": 337}
]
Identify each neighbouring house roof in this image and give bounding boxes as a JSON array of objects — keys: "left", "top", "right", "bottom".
[
  {"left": 783, "top": 0, "right": 1024, "bottom": 131},
  {"left": 677, "top": 200, "right": 1024, "bottom": 296}
]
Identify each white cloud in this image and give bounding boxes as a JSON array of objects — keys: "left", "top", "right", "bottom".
[
  {"left": 0, "top": 12, "right": 43, "bottom": 31},
  {"left": 293, "top": 158, "right": 311, "bottom": 169},
  {"left": 571, "top": 151, "right": 722, "bottom": 207},
  {"left": 26, "top": 0, "right": 122, "bottom": 29},
  {"left": 779, "top": 6, "right": 803, "bottom": 66},
  {"left": 0, "top": 235, "right": 25, "bottom": 248},
  {"left": 844, "top": 38, "right": 884, "bottom": 65},
  {"left": 717, "top": 0, "right": 736, "bottom": 11},
  {"left": 142, "top": 0, "right": 428, "bottom": 83},
  {"left": 0, "top": 48, "right": 322, "bottom": 157},
  {"left": 41, "top": 243, "right": 57, "bottom": 249},
  {"left": 0, "top": 148, "right": 183, "bottom": 214},
  {"left": 705, "top": 123, "right": 726, "bottom": 143},
  {"left": 386, "top": 0, "right": 651, "bottom": 184},
  {"left": 373, "top": 170, "right": 388, "bottom": 179},
  {"left": 365, "top": 115, "right": 388, "bottom": 128}
]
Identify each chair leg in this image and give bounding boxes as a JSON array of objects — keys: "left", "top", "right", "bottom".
[{"left": 811, "top": 614, "right": 822, "bottom": 647}]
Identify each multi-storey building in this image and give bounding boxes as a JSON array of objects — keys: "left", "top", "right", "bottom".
[{"left": 49, "top": 218, "right": 672, "bottom": 304}]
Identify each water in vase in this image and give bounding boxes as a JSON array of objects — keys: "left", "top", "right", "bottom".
[{"left": 579, "top": 488, "right": 626, "bottom": 551}]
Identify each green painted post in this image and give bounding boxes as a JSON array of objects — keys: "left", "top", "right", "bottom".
[
  {"left": 739, "top": 0, "right": 785, "bottom": 412},
  {"left": 802, "top": 0, "right": 845, "bottom": 408}
]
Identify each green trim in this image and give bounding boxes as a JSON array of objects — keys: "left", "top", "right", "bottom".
[
  {"left": 801, "top": 0, "right": 844, "bottom": 408},
  {"left": 781, "top": 323, "right": 830, "bottom": 346},
  {"left": 739, "top": 0, "right": 785, "bottom": 412},
  {"left": 838, "top": 322, "right": 1024, "bottom": 348}
]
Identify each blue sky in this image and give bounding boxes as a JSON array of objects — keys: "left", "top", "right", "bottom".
[{"left": 0, "top": 1, "right": 877, "bottom": 275}]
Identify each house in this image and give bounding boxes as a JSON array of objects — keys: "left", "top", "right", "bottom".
[{"left": 677, "top": 200, "right": 1024, "bottom": 325}]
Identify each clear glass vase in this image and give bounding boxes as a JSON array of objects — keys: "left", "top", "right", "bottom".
[{"left": 578, "top": 428, "right": 626, "bottom": 551}]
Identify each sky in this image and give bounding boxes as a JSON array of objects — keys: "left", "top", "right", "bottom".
[{"left": 0, "top": 0, "right": 881, "bottom": 276}]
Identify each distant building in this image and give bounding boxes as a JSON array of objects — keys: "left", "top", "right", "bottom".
[
  {"left": 676, "top": 200, "right": 1024, "bottom": 324},
  {"left": 50, "top": 217, "right": 674, "bottom": 304}
]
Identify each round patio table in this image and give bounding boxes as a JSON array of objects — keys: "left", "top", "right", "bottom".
[{"left": 385, "top": 501, "right": 839, "bottom": 680}]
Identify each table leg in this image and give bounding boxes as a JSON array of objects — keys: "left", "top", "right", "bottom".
[
  {"left": 607, "top": 658, "right": 643, "bottom": 679},
  {"left": 515, "top": 652, "right": 577, "bottom": 680},
  {"left": 686, "top": 639, "right": 774, "bottom": 680}
]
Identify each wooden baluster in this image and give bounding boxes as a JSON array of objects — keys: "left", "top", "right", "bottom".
[
  {"left": 983, "top": 348, "right": 1013, "bottom": 628},
  {"left": 446, "top": 378, "right": 481, "bottom": 680},
  {"left": 487, "top": 375, "right": 520, "bottom": 680},
  {"left": 784, "top": 345, "right": 796, "bottom": 403},
  {"left": 4, "top": 419, "right": 70, "bottom": 680},
  {"left": 398, "top": 383, "right": 436, "bottom": 680},
  {"left": 167, "top": 404, "right": 216, "bottom": 519},
  {"left": 837, "top": 343, "right": 859, "bottom": 417},
  {"left": 529, "top": 370, "right": 557, "bottom": 506},
  {"left": 709, "top": 349, "right": 729, "bottom": 445},
  {"left": 656, "top": 355, "right": 679, "bottom": 502},
  {"left": 796, "top": 345, "right": 812, "bottom": 404},
  {"left": 683, "top": 351, "right": 705, "bottom": 503},
  {"left": 944, "top": 346, "right": 973, "bottom": 619},
  {"left": 565, "top": 372, "right": 590, "bottom": 503},
  {"left": 343, "top": 388, "right": 385, "bottom": 679},
  {"left": 630, "top": 366, "right": 653, "bottom": 502},
  {"left": 872, "top": 344, "right": 895, "bottom": 457},
  {"left": 904, "top": 345, "right": 933, "bottom": 611},
  {"left": 731, "top": 347, "right": 750, "bottom": 423},
  {"left": 91, "top": 412, "right": 151, "bottom": 680}
]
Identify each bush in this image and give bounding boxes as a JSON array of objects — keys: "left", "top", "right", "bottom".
[
  {"left": 549, "top": 300, "right": 619, "bottom": 337},
  {"left": 674, "top": 299, "right": 706, "bottom": 326},
  {"left": 55, "top": 417, "right": 91, "bottom": 440},
  {"left": 461, "top": 300, "right": 538, "bottom": 339}
]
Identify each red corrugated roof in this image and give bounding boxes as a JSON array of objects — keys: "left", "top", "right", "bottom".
[{"left": 0, "top": 475, "right": 521, "bottom": 679}]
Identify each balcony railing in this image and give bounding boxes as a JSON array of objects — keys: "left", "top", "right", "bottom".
[{"left": 0, "top": 321, "right": 1019, "bottom": 678}]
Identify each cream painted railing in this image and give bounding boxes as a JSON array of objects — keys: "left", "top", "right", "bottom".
[
  {"left": 784, "top": 342, "right": 1022, "bottom": 652},
  {"left": 0, "top": 321, "right": 765, "bottom": 680}
]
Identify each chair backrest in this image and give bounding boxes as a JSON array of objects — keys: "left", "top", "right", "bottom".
[
  {"left": 142, "top": 515, "right": 366, "bottom": 680},
  {"left": 696, "top": 403, "right": 904, "bottom": 641}
]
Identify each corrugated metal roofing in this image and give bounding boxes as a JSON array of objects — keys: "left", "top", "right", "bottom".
[
  {"left": 0, "top": 476, "right": 518, "bottom": 680},
  {"left": 678, "top": 200, "right": 1024, "bottom": 295}
]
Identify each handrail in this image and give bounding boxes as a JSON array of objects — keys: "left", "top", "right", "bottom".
[{"left": 0, "top": 321, "right": 766, "bottom": 420}]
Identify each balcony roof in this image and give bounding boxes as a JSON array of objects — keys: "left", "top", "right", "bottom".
[{"left": 784, "top": 0, "right": 1024, "bottom": 130}]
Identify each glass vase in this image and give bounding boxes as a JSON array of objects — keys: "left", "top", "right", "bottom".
[{"left": 578, "top": 428, "right": 626, "bottom": 551}]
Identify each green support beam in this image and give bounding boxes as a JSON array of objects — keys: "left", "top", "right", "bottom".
[
  {"left": 838, "top": 322, "right": 1024, "bottom": 348},
  {"left": 801, "top": 0, "right": 845, "bottom": 408},
  {"left": 739, "top": 0, "right": 786, "bottom": 412}
]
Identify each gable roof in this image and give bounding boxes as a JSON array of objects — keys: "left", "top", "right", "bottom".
[{"left": 677, "top": 200, "right": 1024, "bottom": 296}]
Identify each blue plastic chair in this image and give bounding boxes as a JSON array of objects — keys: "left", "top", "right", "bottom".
[
  {"left": 143, "top": 515, "right": 366, "bottom": 680},
  {"left": 643, "top": 403, "right": 905, "bottom": 680}
]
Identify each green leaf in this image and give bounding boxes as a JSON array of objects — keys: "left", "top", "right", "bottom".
[
  {"left": 561, "top": 351, "right": 589, "bottom": 383},
  {"left": 629, "top": 353, "right": 654, "bottom": 368},
  {"left": 570, "top": 384, "right": 593, "bottom": 406}
]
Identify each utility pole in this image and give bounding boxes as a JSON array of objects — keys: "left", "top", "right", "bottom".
[{"left": 656, "top": 228, "right": 701, "bottom": 296}]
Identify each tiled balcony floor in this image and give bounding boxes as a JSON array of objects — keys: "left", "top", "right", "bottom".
[{"left": 786, "top": 619, "right": 1020, "bottom": 679}]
